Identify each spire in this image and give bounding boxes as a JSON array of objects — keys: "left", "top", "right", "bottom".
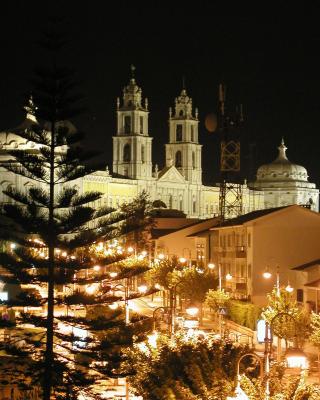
[
  {"left": 130, "top": 64, "right": 136, "bottom": 81},
  {"left": 275, "top": 138, "right": 289, "bottom": 162},
  {"left": 173, "top": 86, "right": 195, "bottom": 119},
  {"left": 121, "top": 65, "right": 145, "bottom": 109},
  {"left": 182, "top": 75, "right": 186, "bottom": 90}
]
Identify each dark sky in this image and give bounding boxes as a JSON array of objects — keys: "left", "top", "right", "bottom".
[{"left": 1, "top": 2, "right": 320, "bottom": 186}]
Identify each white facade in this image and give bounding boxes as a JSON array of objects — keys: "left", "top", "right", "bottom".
[
  {"left": 251, "top": 139, "right": 319, "bottom": 211},
  {"left": 0, "top": 75, "right": 318, "bottom": 218}
]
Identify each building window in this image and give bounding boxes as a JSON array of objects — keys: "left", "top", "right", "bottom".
[
  {"left": 192, "top": 152, "right": 196, "bottom": 169},
  {"left": 248, "top": 233, "right": 251, "bottom": 247},
  {"left": 191, "top": 125, "right": 194, "bottom": 142},
  {"left": 169, "top": 195, "right": 173, "bottom": 208},
  {"left": 179, "top": 196, "right": 183, "bottom": 210},
  {"left": 124, "top": 116, "right": 131, "bottom": 134},
  {"left": 193, "top": 196, "right": 196, "bottom": 213},
  {"left": 297, "top": 289, "right": 304, "bottom": 303},
  {"left": 175, "top": 151, "right": 182, "bottom": 167},
  {"left": 176, "top": 124, "right": 182, "bottom": 141},
  {"left": 140, "top": 116, "right": 143, "bottom": 134},
  {"left": 206, "top": 204, "right": 209, "bottom": 214},
  {"left": 141, "top": 145, "right": 145, "bottom": 163},
  {"left": 123, "top": 144, "right": 131, "bottom": 162}
]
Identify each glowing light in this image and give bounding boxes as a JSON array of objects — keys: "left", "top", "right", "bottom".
[
  {"left": 93, "top": 265, "right": 100, "bottom": 271},
  {"left": 109, "top": 272, "right": 118, "bottom": 278},
  {"left": 10, "top": 243, "right": 16, "bottom": 249},
  {"left": 0, "top": 292, "right": 8, "bottom": 301},
  {"left": 158, "top": 253, "right": 165, "bottom": 260},
  {"left": 154, "top": 283, "right": 162, "bottom": 290},
  {"left": 127, "top": 246, "right": 134, "bottom": 253},
  {"left": 109, "top": 302, "right": 118, "bottom": 310},
  {"left": 263, "top": 271, "right": 272, "bottom": 279},
  {"left": 96, "top": 242, "right": 104, "bottom": 251},
  {"left": 285, "top": 284, "right": 294, "bottom": 293},
  {"left": 226, "top": 273, "right": 232, "bottom": 281},
  {"left": 85, "top": 284, "right": 97, "bottom": 295},
  {"left": 226, "top": 382, "right": 249, "bottom": 400},
  {"left": 147, "top": 331, "right": 158, "bottom": 348},
  {"left": 55, "top": 249, "right": 61, "bottom": 254},
  {"left": 208, "top": 263, "right": 215, "bottom": 269},
  {"left": 179, "top": 257, "right": 186, "bottom": 264},
  {"left": 70, "top": 255, "right": 76, "bottom": 260},
  {"left": 61, "top": 251, "right": 67, "bottom": 257},
  {"left": 73, "top": 326, "right": 87, "bottom": 349},
  {"left": 141, "top": 250, "right": 147, "bottom": 257},
  {"left": 285, "top": 348, "right": 308, "bottom": 369},
  {"left": 196, "top": 267, "right": 204, "bottom": 274},
  {"left": 138, "top": 285, "right": 147, "bottom": 294},
  {"left": 186, "top": 306, "right": 199, "bottom": 317}
]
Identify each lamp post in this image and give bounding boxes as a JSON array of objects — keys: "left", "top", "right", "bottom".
[
  {"left": 112, "top": 281, "right": 130, "bottom": 325},
  {"left": 170, "top": 280, "right": 184, "bottom": 336},
  {"left": 263, "top": 266, "right": 293, "bottom": 296},
  {"left": 208, "top": 262, "right": 229, "bottom": 337},
  {"left": 262, "top": 267, "right": 294, "bottom": 361},
  {"left": 152, "top": 306, "right": 170, "bottom": 333},
  {"left": 182, "top": 248, "right": 192, "bottom": 267},
  {"left": 228, "top": 352, "right": 263, "bottom": 400},
  {"left": 264, "top": 312, "right": 308, "bottom": 400}
]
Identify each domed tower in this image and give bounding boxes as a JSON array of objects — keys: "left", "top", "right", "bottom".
[
  {"left": 252, "top": 139, "right": 319, "bottom": 211},
  {"left": 165, "top": 87, "right": 202, "bottom": 184},
  {"left": 112, "top": 66, "right": 152, "bottom": 179}
]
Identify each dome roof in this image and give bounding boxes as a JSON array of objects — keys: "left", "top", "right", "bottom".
[{"left": 256, "top": 139, "right": 308, "bottom": 182}]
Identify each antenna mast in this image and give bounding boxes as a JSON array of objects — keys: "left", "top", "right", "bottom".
[{"left": 218, "top": 83, "right": 243, "bottom": 220}]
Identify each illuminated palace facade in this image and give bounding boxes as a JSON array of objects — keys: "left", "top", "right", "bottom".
[{"left": 0, "top": 74, "right": 318, "bottom": 216}]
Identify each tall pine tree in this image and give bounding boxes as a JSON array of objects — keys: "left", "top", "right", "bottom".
[{"left": 0, "top": 22, "right": 155, "bottom": 399}]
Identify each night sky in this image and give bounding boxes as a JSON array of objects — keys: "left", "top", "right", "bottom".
[{"left": 1, "top": 2, "right": 320, "bottom": 186}]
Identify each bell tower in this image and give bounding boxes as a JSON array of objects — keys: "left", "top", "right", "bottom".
[
  {"left": 165, "top": 87, "right": 202, "bottom": 184},
  {"left": 113, "top": 66, "right": 153, "bottom": 180}
]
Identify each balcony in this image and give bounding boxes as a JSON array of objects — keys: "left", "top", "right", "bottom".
[{"left": 235, "top": 246, "right": 246, "bottom": 258}]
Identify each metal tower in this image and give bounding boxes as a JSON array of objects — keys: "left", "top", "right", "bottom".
[{"left": 218, "top": 84, "right": 243, "bottom": 221}]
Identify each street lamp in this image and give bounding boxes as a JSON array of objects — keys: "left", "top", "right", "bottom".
[
  {"left": 264, "top": 312, "right": 308, "bottom": 399},
  {"left": 152, "top": 306, "right": 170, "bottom": 332},
  {"left": 185, "top": 305, "right": 199, "bottom": 317},
  {"left": 112, "top": 282, "right": 130, "bottom": 325},
  {"left": 228, "top": 352, "right": 263, "bottom": 400},
  {"left": 263, "top": 266, "right": 294, "bottom": 295}
]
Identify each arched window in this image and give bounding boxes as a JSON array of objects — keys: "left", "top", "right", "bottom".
[
  {"left": 175, "top": 151, "right": 182, "bottom": 167},
  {"left": 179, "top": 110, "right": 184, "bottom": 117},
  {"left": 123, "top": 144, "right": 131, "bottom": 162},
  {"left": 193, "top": 198, "right": 196, "bottom": 213},
  {"left": 176, "top": 125, "right": 182, "bottom": 141},
  {"left": 191, "top": 125, "right": 194, "bottom": 142},
  {"left": 141, "top": 145, "right": 145, "bottom": 163},
  {"left": 192, "top": 152, "right": 196, "bottom": 169},
  {"left": 124, "top": 116, "right": 131, "bottom": 134},
  {"left": 140, "top": 116, "right": 143, "bottom": 134}
]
